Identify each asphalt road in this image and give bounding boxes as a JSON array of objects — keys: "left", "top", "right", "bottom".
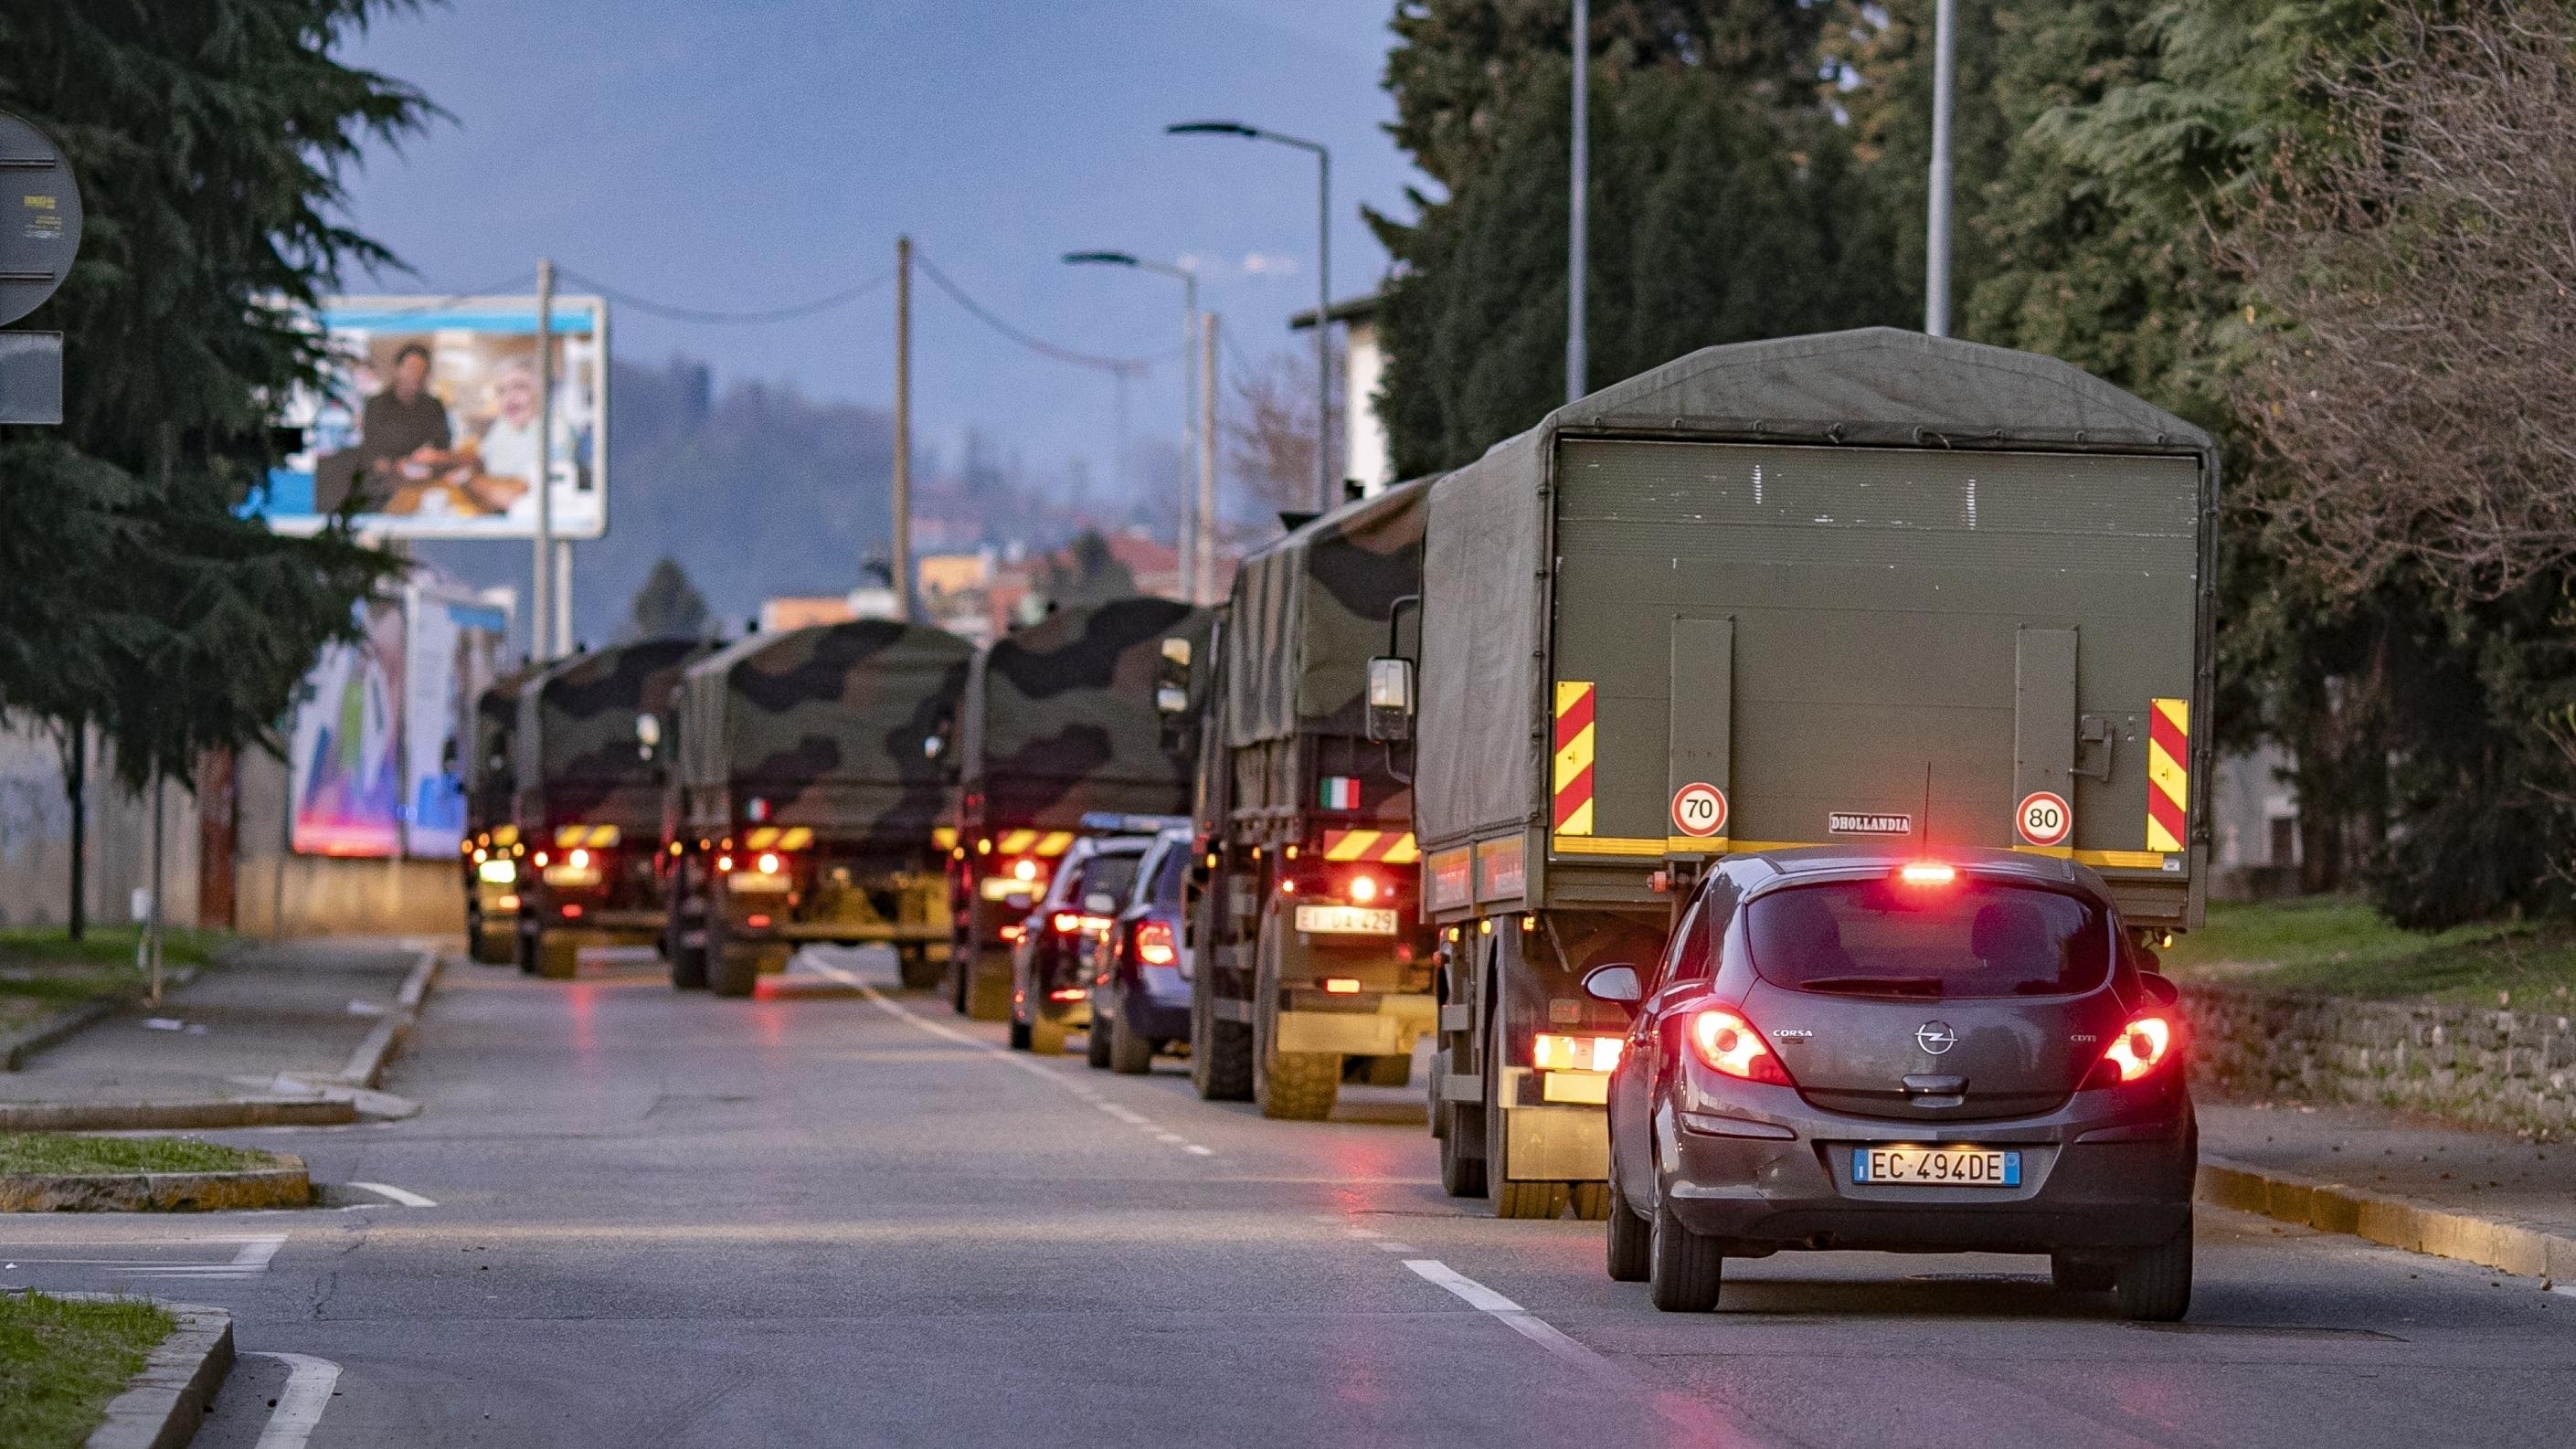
[{"left": 8, "top": 943, "right": 2573, "bottom": 1448}]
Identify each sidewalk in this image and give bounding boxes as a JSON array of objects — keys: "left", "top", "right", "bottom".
[
  {"left": 0, "top": 938, "right": 437, "bottom": 1129},
  {"left": 2198, "top": 1096, "right": 2576, "bottom": 1282}
]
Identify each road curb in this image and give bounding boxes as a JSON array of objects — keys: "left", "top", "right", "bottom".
[
  {"left": 69, "top": 1296, "right": 233, "bottom": 1449},
  {"left": 0, "top": 1098, "right": 357, "bottom": 1132},
  {"left": 2, "top": 968, "right": 205, "bottom": 1074},
  {"left": 2198, "top": 1156, "right": 2576, "bottom": 1281},
  {"left": 1, "top": 1154, "right": 313, "bottom": 1212},
  {"left": 336, "top": 947, "right": 441, "bottom": 1089}
]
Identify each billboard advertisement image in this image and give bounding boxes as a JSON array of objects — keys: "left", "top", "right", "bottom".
[
  {"left": 251, "top": 295, "right": 609, "bottom": 539},
  {"left": 404, "top": 583, "right": 514, "bottom": 858},
  {"left": 288, "top": 599, "right": 406, "bottom": 857}
]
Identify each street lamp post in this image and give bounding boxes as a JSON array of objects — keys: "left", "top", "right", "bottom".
[
  {"left": 1168, "top": 120, "right": 1332, "bottom": 513},
  {"left": 1926, "top": 0, "right": 1957, "bottom": 338},
  {"left": 1065, "top": 251, "right": 1201, "bottom": 600}
]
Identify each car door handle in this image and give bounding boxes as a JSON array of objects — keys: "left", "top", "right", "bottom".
[{"left": 1903, "top": 1074, "right": 1967, "bottom": 1095}]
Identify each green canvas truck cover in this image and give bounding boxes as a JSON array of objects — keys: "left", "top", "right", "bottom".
[
  {"left": 959, "top": 596, "right": 1215, "bottom": 830},
  {"left": 514, "top": 638, "right": 709, "bottom": 832},
  {"left": 470, "top": 663, "right": 540, "bottom": 830},
  {"left": 675, "top": 619, "right": 972, "bottom": 842},
  {"left": 1222, "top": 476, "right": 1431, "bottom": 747},
  {"left": 1416, "top": 328, "right": 2216, "bottom": 922}
]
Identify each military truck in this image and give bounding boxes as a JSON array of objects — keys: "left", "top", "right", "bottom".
[
  {"left": 948, "top": 596, "right": 1215, "bottom": 1021},
  {"left": 1374, "top": 328, "right": 2216, "bottom": 1219},
  {"left": 513, "top": 639, "right": 710, "bottom": 978},
  {"left": 664, "top": 619, "right": 973, "bottom": 998},
  {"left": 463, "top": 663, "right": 539, "bottom": 964},
  {"left": 1187, "top": 481, "right": 1438, "bottom": 1119}
]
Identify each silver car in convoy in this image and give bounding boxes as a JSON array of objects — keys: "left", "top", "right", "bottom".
[{"left": 1585, "top": 846, "right": 2196, "bottom": 1320}]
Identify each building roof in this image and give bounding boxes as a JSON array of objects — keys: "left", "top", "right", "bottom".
[{"left": 1288, "top": 291, "right": 1383, "bottom": 332}]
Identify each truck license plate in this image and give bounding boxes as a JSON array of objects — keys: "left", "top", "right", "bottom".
[
  {"left": 1851, "top": 1147, "right": 2020, "bottom": 1187},
  {"left": 1293, "top": 904, "right": 1398, "bottom": 936}
]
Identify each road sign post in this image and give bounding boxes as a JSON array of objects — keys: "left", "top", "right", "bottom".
[{"left": 0, "top": 110, "right": 82, "bottom": 425}]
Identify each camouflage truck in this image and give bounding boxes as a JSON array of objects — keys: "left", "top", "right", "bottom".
[
  {"left": 948, "top": 596, "right": 1216, "bottom": 1021},
  {"left": 1188, "top": 481, "right": 1439, "bottom": 1120},
  {"left": 513, "top": 639, "right": 711, "bottom": 978},
  {"left": 664, "top": 619, "right": 974, "bottom": 998},
  {"left": 1378, "top": 329, "right": 2217, "bottom": 1219},
  {"left": 462, "top": 663, "right": 540, "bottom": 964}
]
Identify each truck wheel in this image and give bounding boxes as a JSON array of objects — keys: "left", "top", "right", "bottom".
[
  {"left": 949, "top": 928, "right": 973, "bottom": 1015},
  {"left": 1029, "top": 1013, "right": 1067, "bottom": 1056},
  {"left": 1190, "top": 973, "right": 1253, "bottom": 1102},
  {"left": 1438, "top": 1097, "right": 1487, "bottom": 1197},
  {"left": 669, "top": 938, "right": 708, "bottom": 991},
  {"left": 1648, "top": 1191, "right": 1723, "bottom": 1312},
  {"left": 2051, "top": 1255, "right": 2115, "bottom": 1293},
  {"left": 1253, "top": 910, "right": 1338, "bottom": 1121},
  {"left": 1008, "top": 1015, "right": 1033, "bottom": 1052},
  {"left": 965, "top": 949, "right": 1013, "bottom": 1021},
  {"left": 1086, "top": 1010, "right": 1113, "bottom": 1069},
  {"left": 1485, "top": 997, "right": 1566, "bottom": 1220},
  {"left": 1605, "top": 1168, "right": 1650, "bottom": 1283},
  {"left": 709, "top": 947, "right": 758, "bottom": 998},
  {"left": 896, "top": 946, "right": 942, "bottom": 991},
  {"left": 1108, "top": 1006, "right": 1154, "bottom": 1075},
  {"left": 1569, "top": 1181, "right": 1611, "bottom": 1222},
  {"left": 515, "top": 918, "right": 539, "bottom": 975},
  {"left": 2115, "top": 1221, "right": 2193, "bottom": 1322},
  {"left": 1359, "top": 1054, "right": 1410, "bottom": 1089}
]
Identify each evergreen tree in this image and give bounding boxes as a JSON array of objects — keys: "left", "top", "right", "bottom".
[{"left": 626, "top": 557, "right": 712, "bottom": 641}]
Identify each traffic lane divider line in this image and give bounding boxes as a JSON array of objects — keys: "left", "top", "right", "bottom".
[
  {"left": 346, "top": 1180, "right": 438, "bottom": 1208},
  {"left": 810, "top": 958, "right": 1221, "bottom": 1159},
  {"left": 250, "top": 1352, "right": 343, "bottom": 1449}
]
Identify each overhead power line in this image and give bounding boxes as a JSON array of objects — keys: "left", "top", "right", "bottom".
[
  {"left": 556, "top": 265, "right": 897, "bottom": 324},
  {"left": 911, "top": 249, "right": 1158, "bottom": 376}
]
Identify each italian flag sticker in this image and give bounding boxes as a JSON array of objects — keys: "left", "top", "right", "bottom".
[{"left": 1320, "top": 777, "right": 1360, "bottom": 810}]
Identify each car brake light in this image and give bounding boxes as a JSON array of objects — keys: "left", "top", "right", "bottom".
[
  {"left": 1688, "top": 1008, "right": 1793, "bottom": 1084},
  {"left": 560, "top": 903, "right": 582, "bottom": 919},
  {"left": 1047, "top": 986, "right": 1087, "bottom": 1002},
  {"left": 1897, "top": 862, "right": 1956, "bottom": 886},
  {"left": 1532, "top": 1032, "right": 1623, "bottom": 1073},
  {"left": 1000, "top": 923, "right": 1024, "bottom": 942},
  {"left": 1278, "top": 877, "right": 1298, "bottom": 894},
  {"left": 2092, "top": 1014, "right": 2174, "bottom": 1085},
  {"left": 1052, "top": 911, "right": 1084, "bottom": 935},
  {"left": 1136, "top": 920, "right": 1178, "bottom": 965},
  {"left": 747, "top": 913, "right": 771, "bottom": 929},
  {"left": 1349, "top": 872, "right": 1380, "bottom": 904}
]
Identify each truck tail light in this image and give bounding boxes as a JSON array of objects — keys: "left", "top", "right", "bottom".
[
  {"left": 1012, "top": 857, "right": 1040, "bottom": 883},
  {"left": 747, "top": 913, "right": 771, "bottom": 929},
  {"left": 1688, "top": 1008, "right": 1792, "bottom": 1085},
  {"left": 1322, "top": 977, "right": 1362, "bottom": 995},
  {"left": 1000, "top": 923, "right": 1024, "bottom": 943},
  {"left": 568, "top": 848, "right": 590, "bottom": 870},
  {"left": 1135, "top": 920, "right": 1178, "bottom": 965},
  {"left": 756, "top": 851, "right": 781, "bottom": 874},
  {"left": 1348, "top": 872, "right": 1381, "bottom": 904},
  {"left": 1532, "top": 1032, "right": 1624, "bottom": 1073},
  {"left": 716, "top": 854, "right": 734, "bottom": 873},
  {"left": 1046, "top": 986, "right": 1087, "bottom": 1002},
  {"left": 560, "top": 903, "right": 583, "bottom": 919},
  {"left": 2088, "top": 1014, "right": 2175, "bottom": 1087},
  {"left": 1052, "top": 911, "right": 1084, "bottom": 936}
]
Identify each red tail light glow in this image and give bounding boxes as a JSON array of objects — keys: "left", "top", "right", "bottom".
[
  {"left": 1348, "top": 872, "right": 1381, "bottom": 904},
  {"left": 1012, "top": 857, "right": 1040, "bottom": 883},
  {"left": 568, "top": 848, "right": 590, "bottom": 870},
  {"left": 1047, "top": 986, "right": 1087, "bottom": 1002},
  {"left": 1136, "top": 920, "right": 1178, "bottom": 965},
  {"left": 533, "top": 850, "right": 550, "bottom": 868},
  {"left": 1000, "top": 923, "right": 1024, "bottom": 942},
  {"left": 559, "top": 903, "right": 583, "bottom": 919},
  {"left": 2094, "top": 1014, "right": 2175, "bottom": 1084},
  {"left": 1052, "top": 911, "right": 1085, "bottom": 936},
  {"left": 1688, "top": 1008, "right": 1793, "bottom": 1084},
  {"left": 756, "top": 851, "right": 780, "bottom": 874},
  {"left": 747, "top": 913, "right": 771, "bottom": 929},
  {"left": 1897, "top": 862, "right": 1956, "bottom": 886},
  {"left": 1278, "top": 877, "right": 1298, "bottom": 894},
  {"left": 716, "top": 854, "right": 734, "bottom": 873}
]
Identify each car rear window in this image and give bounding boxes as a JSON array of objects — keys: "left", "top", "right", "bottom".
[
  {"left": 1745, "top": 878, "right": 2112, "bottom": 999},
  {"left": 1076, "top": 851, "right": 1143, "bottom": 904},
  {"left": 1149, "top": 840, "right": 1188, "bottom": 907}
]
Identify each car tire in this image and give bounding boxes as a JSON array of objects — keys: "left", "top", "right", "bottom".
[
  {"left": 669, "top": 941, "right": 708, "bottom": 991},
  {"left": 1030, "top": 1014, "right": 1067, "bottom": 1056},
  {"left": 1086, "top": 1009, "right": 1114, "bottom": 1069},
  {"left": 1108, "top": 1003, "right": 1155, "bottom": 1075},
  {"left": 2115, "top": 1222, "right": 2193, "bottom": 1322},
  {"left": 1648, "top": 1191, "right": 1723, "bottom": 1312},
  {"left": 1253, "top": 908, "right": 1338, "bottom": 1121},
  {"left": 896, "top": 946, "right": 942, "bottom": 991},
  {"left": 1605, "top": 1168, "right": 1651, "bottom": 1283},
  {"left": 2051, "top": 1254, "right": 2115, "bottom": 1294},
  {"left": 1486, "top": 989, "right": 1566, "bottom": 1221}
]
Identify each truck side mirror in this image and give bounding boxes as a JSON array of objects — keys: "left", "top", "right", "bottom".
[
  {"left": 1366, "top": 657, "right": 1414, "bottom": 743},
  {"left": 1157, "top": 638, "right": 1193, "bottom": 716},
  {"left": 634, "top": 713, "right": 662, "bottom": 760}
]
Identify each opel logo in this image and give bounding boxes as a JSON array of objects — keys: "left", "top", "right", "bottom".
[{"left": 1915, "top": 1021, "right": 1957, "bottom": 1055}]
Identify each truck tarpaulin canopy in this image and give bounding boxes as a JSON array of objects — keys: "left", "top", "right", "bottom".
[
  {"left": 1416, "top": 327, "right": 2217, "bottom": 853},
  {"left": 676, "top": 620, "right": 972, "bottom": 839},
  {"left": 959, "top": 596, "right": 1216, "bottom": 828},
  {"left": 1223, "top": 478, "right": 1431, "bottom": 748},
  {"left": 514, "top": 638, "right": 710, "bottom": 830}
]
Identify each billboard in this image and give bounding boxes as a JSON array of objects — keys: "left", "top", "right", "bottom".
[
  {"left": 250, "top": 295, "right": 609, "bottom": 539},
  {"left": 285, "top": 580, "right": 514, "bottom": 859}
]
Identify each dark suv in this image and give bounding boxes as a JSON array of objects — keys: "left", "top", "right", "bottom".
[
  {"left": 1585, "top": 846, "right": 2195, "bottom": 1320},
  {"left": 1083, "top": 826, "right": 1194, "bottom": 1074},
  {"left": 1008, "top": 835, "right": 1150, "bottom": 1055}
]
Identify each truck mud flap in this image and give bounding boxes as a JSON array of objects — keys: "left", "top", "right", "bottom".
[
  {"left": 1502, "top": 1104, "right": 1608, "bottom": 1182},
  {"left": 1276, "top": 1011, "right": 1410, "bottom": 1057}
]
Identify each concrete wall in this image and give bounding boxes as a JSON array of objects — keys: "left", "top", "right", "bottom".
[
  {"left": 2187, "top": 983, "right": 2576, "bottom": 1135},
  {"left": 0, "top": 715, "right": 199, "bottom": 930},
  {"left": 230, "top": 745, "right": 463, "bottom": 938}
]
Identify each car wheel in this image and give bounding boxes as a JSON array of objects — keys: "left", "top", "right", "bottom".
[
  {"left": 1086, "top": 1008, "right": 1114, "bottom": 1069},
  {"left": 1605, "top": 1167, "right": 1650, "bottom": 1283},
  {"left": 1648, "top": 1190, "right": 1723, "bottom": 1312},
  {"left": 1108, "top": 1002, "right": 1155, "bottom": 1075},
  {"left": 2051, "top": 1254, "right": 2115, "bottom": 1294},
  {"left": 2115, "top": 1221, "right": 2193, "bottom": 1322},
  {"left": 896, "top": 945, "right": 942, "bottom": 991},
  {"left": 1486, "top": 991, "right": 1566, "bottom": 1220},
  {"left": 1030, "top": 1013, "right": 1067, "bottom": 1056},
  {"left": 1253, "top": 907, "right": 1338, "bottom": 1121}
]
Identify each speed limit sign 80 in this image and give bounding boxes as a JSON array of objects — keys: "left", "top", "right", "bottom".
[{"left": 2017, "top": 790, "right": 2072, "bottom": 848}]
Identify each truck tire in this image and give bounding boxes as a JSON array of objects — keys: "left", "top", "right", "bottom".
[
  {"left": 1568, "top": 1181, "right": 1611, "bottom": 1222},
  {"left": 1029, "top": 1013, "right": 1067, "bottom": 1056},
  {"left": 896, "top": 945, "right": 942, "bottom": 991},
  {"left": 1253, "top": 910, "right": 1338, "bottom": 1121},
  {"left": 669, "top": 938, "right": 708, "bottom": 991},
  {"left": 1648, "top": 1191, "right": 1723, "bottom": 1312},
  {"left": 705, "top": 913, "right": 754, "bottom": 998},
  {"left": 2115, "top": 1222, "right": 2193, "bottom": 1322},
  {"left": 949, "top": 927, "right": 973, "bottom": 1015},
  {"left": 515, "top": 917, "right": 539, "bottom": 975},
  {"left": 1191, "top": 970, "right": 1254, "bottom": 1102},
  {"left": 1485, "top": 993, "right": 1567, "bottom": 1220},
  {"left": 1357, "top": 1054, "right": 1410, "bottom": 1088},
  {"left": 1008, "top": 1015, "right": 1034, "bottom": 1051},
  {"left": 1438, "top": 1096, "right": 1487, "bottom": 1197},
  {"left": 1108, "top": 1005, "right": 1155, "bottom": 1075},
  {"left": 1086, "top": 1009, "right": 1114, "bottom": 1069},
  {"left": 1605, "top": 1167, "right": 1650, "bottom": 1283}
]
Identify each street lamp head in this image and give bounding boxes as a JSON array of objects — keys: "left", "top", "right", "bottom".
[
  {"left": 1063, "top": 250, "right": 1140, "bottom": 268},
  {"left": 1168, "top": 121, "right": 1258, "bottom": 138}
]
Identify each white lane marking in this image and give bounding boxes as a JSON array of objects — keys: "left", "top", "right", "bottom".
[
  {"left": 250, "top": 1352, "right": 343, "bottom": 1449},
  {"left": 346, "top": 1180, "right": 438, "bottom": 1208},
  {"left": 116, "top": 1233, "right": 288, "bottom": 1279},
  {"left": 814, "top": 958, "right": 1220, "bottom": 1158},
  {"left": 1405, "top": 1258, "right": 1523, "bottom": 1313}
]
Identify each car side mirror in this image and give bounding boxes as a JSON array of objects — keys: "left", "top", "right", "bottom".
[
  {"left": 1582, "top": 962, "right": 1642, "bottom": 1005},
  {"left": 1365, "top": 657, "right": 1414, "bottom": 743},
  {"left": 2138, "top": 970, "right": 2180, "bottom": 1009}
]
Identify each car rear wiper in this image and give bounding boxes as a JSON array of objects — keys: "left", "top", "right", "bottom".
[{"left": 1796, "top": 975, "right": 1945, "bottom": 997}]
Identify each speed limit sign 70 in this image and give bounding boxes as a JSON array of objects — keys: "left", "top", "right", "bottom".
[
  {"left": 2017, "top": 790, "right": 2072, "bottom": 848},
  {"left": 1671, "top": 782, "right": 1728, "bottom": 838}
]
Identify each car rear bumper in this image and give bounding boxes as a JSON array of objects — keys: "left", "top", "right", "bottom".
[{"left": 1660, "top": 1090, "right": 2195, "bottom": 1255}]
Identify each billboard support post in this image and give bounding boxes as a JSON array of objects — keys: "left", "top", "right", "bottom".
[
  {"left": 533, "top": 257, "right": 557, "bottom": 658},
  {"left": 894, "top": 236, "right": 914, "bottom": 621},
  {"left": 1199, "top": 312, "right": 1217, "bottom": 604}
]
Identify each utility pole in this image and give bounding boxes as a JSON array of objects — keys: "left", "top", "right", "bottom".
[
  {"left": 1925, "top": 0, "right": 1957, "bottom": 338},
  {"left": 1178, "top": 269, "right": 1199, "bottom": 604},
  {"left": 1567, "top": 0, "right": 1588, "bottom": 403},
  {"left": 1199, "top": 312, "right": 1218, "bottom": 605},
  {"left": 1313, "top": 150, "right": 1332, "bottom": 512},
  {"left": 892, "top": 236, "right": 914, "bottom": 621},
  {"left": 532, "top": 258, "right": 556, "bottom": 657}
]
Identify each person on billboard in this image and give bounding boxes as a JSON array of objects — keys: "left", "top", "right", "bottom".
[
  {"left": 316, "top": 342, "right": 457, "bottom": 513},
  {"left": 473, "top": 356, "right": 564, "bottom": 519}
]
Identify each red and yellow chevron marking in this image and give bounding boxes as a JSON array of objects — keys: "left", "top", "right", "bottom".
[
  {"left": 994, "top": 829, "right": 1077, "bottom": 858},
  {"left": 1553, "top": 681, "right": 1596, "bottom": 835},
  {"left": 1320, "top": 830, "right": 1419, "bottom": 864},
  {"left": 2147, "top": 697, "right": 2189, "bottom": 853},
  {"left": 553, "top": 823, "right": 621, "bottom": 848},
  {"left": 743, "top": 826, "right": 815, "bottom": 851}
]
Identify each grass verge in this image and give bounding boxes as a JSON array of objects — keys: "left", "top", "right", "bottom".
[
  {"left": 0, "top": 1290, "right": 175, "bottom": 1449},
  {"left": 0, "top": 926, "right": 228, "bottom": 1035},
  {"left": 0, "top": 1133, "right": 274, "bottom": 1176},
  {"left": 2163, "top": 896, "right": 2576, "bottom": 1007}
]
